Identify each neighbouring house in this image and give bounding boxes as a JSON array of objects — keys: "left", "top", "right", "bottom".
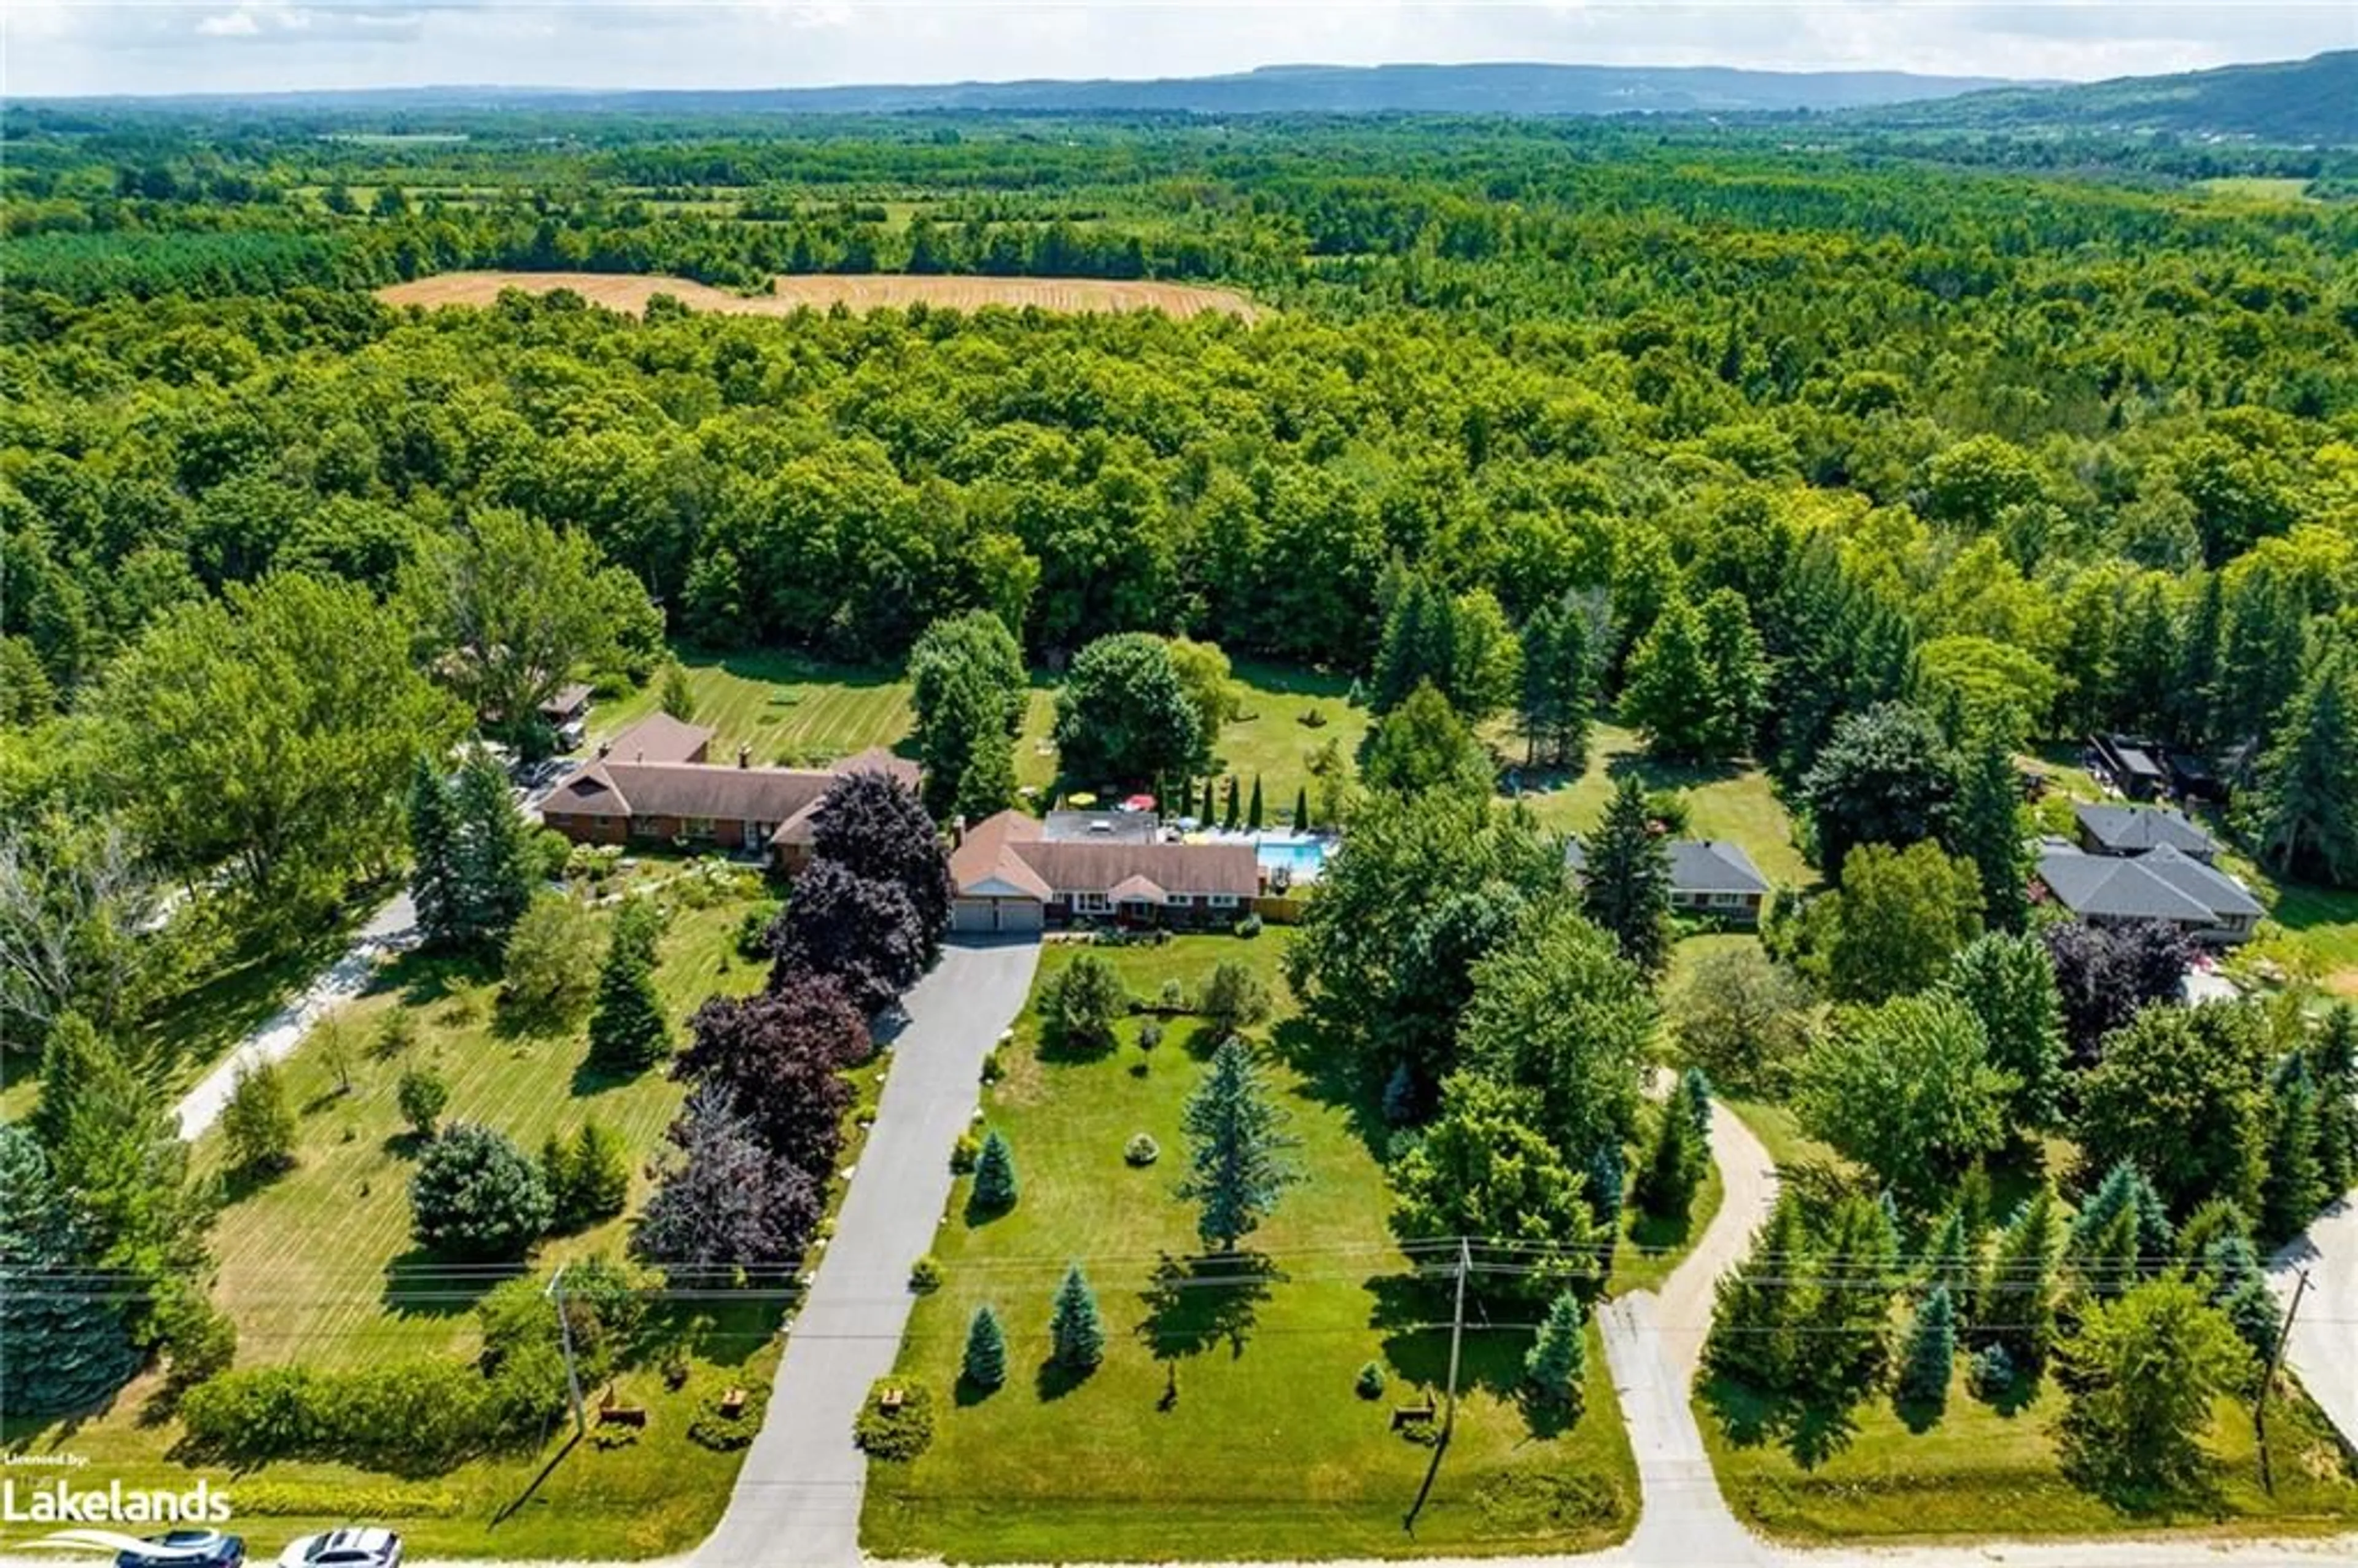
[
  {"left": 1564, "top": 836, "right": 1773, "bottom": 925},
  {"left": 949, "top": 809, "right": 1260, "bottom": 933},
  {"left": 2088, "top": 733, "right": 2169, "bottom": 800},
  {"left": 2074, "top": 802, "right": 2218, "bottom": 862},
  {"left": 539, "top": 683, "right": 595, "bottom": 750},
  {"left": 2033, "top": 842, "right": 2263, "bottom": 945},
  {"left": 541, "top": 715, "right": 916, "bottom": 872}
]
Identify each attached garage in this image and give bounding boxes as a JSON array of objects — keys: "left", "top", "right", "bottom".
[{"left": 954, "top": 895, "right": 1043, "bottom": 934}]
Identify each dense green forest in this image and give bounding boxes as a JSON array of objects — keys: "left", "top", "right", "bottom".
[{"left": 5, "top": 110, "right": 2357, "bottom": 893}]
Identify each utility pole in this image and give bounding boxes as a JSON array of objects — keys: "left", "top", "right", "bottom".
[
  {"left": 2255, "top": 1266, "right": 2309, "bottom": 1494},
  {"left": 1442, "top": 1237, "right": 1471, "bottom": 1440},
  {"left": 547, "top": 1263, "right": 586, "bottom": 1440}
]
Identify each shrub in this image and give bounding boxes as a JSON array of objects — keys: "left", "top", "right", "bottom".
[
  {"left": 1041, "top": 952, "right": 1127, "bottom": 1053},
  {"left": 688, "top": 1378, "right": 769, "bottom": 1451},
  {"left": 909, "top": 1254, "right": 943, "bottom": 1293},
  {"left": 736, "top": 902, "right": 782, "bottom": 960},
  {"left": 1124, "top": 1132, "right": 1161, "bottom": 1166},
  {"left": 1201, "top": 959, "right": 1274, "bottom": 1031},
  {"left": 1356, "top": 1361, "right": 1387, "bottom": 1400},
  {"left": 221, "top": 1060, "right": 297, "bottom": 1176},
  {"left": 949, "top": 1133, "right": 981, "bottom": 1174},
  {"left": 979, "top": 1047, "right": 1005, "bottom": 1084},
  {"left": 180, "top": 1365, "right": 329, "bottom": 1459},
  {"left": 397, "top": 1066, "right": 450, "bottom": 1139},
  {"left": 157, "top": 1290, "right": 238, "bottom": 1404},
  {"left": 373, "top": 1009, "right": 418, "bottom": 1058},
  {"left": 1158, "top": 978, "right": 1188, "bottom": 1011},
  {"left": 1233, "top": 912, "right": 1264, "bottom": 939},
  {"left": 410, "top": 1123, "right": 552, "bottom": 1261},
  {"left": 1968, "top": 1343, "right": 2016, "bottom": 1403},
  {"left": 854, "top": 1378, "right": 936, "bottom": 1461},
  {"left": 529, "top": 828, "right": 572, "bottom": 883},
  {"left": 499, "top": 890, "right": 601, "bottom": 1030},
  {"left": 543, "top": 1120, "right": 629, "bottom": 1231}
]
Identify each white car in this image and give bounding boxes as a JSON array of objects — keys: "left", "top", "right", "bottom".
[{"left": 276, "top": 1529, "right": 400, "bottom": 1568}]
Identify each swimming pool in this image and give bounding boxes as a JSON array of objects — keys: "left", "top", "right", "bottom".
[{"left": 1253, "top": 836, "right": 1330, "bottom": 879}]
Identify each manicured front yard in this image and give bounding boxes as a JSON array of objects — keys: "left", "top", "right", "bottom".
[
  {"left": 0, "top": 861, "right": 828, "bottom": 1561},
  {"left": 863, "top": 935, "right": 1637, "bottom": 1561}
]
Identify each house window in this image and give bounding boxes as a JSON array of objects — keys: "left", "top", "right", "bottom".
[
  {"left": 1711, "top": 892, "right": 1747, "bottom": 908},
  {"left": 593, "top": 815, "right": 609, "bottom": 829},
  {"left": 1207, "top": 893, "right": 1239, "bottom": 909},
  {"left": 1073, "top": 892, "right": 1110, "bottom": 915},
  {"left": 688, "top": 817, "right": 716, "bottom": 838},
  {"left": 1167, "top": 893, "right": 1196, "bottom": 907}
]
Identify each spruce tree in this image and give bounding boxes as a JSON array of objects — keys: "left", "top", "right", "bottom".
[
  {"left": 1952, "top": 726, "right": 2031, "bottom": 933},
  {"left": 2067, "top": 1159, "right": 2173, "bottom": 1296},
  {"left": 962, "top": 1303, "right": 1008, "bottom": 1390},
  {"left": 2202, "top": 1234, "right": 2279, "bottom": 1362},
  {"left": 1247, "top": 774, "right": 1264, "bottom": 832},
  {"left": 1623, "top": 589, "right": 1718, "bottom": 759},
  {"left": 454, "top": 747, "right": 535, "bottom": 944},
  {"left": 1697, "top": 588, "right": 1767, "bottom": 757},
  {"left": 1523, "top": 1289, "right": 1587, "bottom": 1413},
  {"left": 2247, "top": 645, "right": 2358, "bottom": 887},
  {"left": 2214, "top": 570, "right": 2309, "bottom": 751},
  {"left": 1049, "top": 1263, "right": 1105, "bottom": 1372},
  {"left": 1986, "top": 1182, "right": 2062, "bottom": 1381},
  {"left": 1705, "top": 1194, "right": 1807, "bottom": 1390},
  {"left": 1897, "top": 1285, "right": 1958, "bottom": 1415},
  {"left": 1177, "top": 1036, "right": 1302, "bottom": 1251},
  {"left": 407, "top": 754, "right": 462, "bottom": 949},
  {"left": 971, "top": 1128, "right": 1019, "bottom": 1211},
  {"left": 1679, "top": 1066, "right": 1713, "bottom": 1141},
  {"left": 2260, "top": 1057, "right": 2325, "bottom": 1245},
  {"left": 2171, "top": 571, "right": 2225, "bottom": 748},
  {"left": 1578, "top": 774, "right": 1673, "bottom": 972},
  {"left": 0, "top": 1125, "right": 139, "bottom": 1416},
  {"left": 1635, "top": 1096, "right": 1703, "bottom": 1221},
  {"left": 587, "top": 914, "right": 671, "bottom": 1073},
  {"left": 2307, "top": 1004, "right": 2357, "bottom": 1198},
  {"left": 1925, "top": 1206, "right": 1974, "bottom": 1317},
  {"left": 28, "top": 1009, "right": 107, "bottom": 1154}
]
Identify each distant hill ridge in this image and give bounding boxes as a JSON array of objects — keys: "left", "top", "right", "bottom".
[{"left": 29, "top": 52, "right": 2356, "bottom": 144}]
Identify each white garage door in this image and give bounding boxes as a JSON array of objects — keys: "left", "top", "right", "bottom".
[{"left": 952, "top": 899, "right": 998, "bottom": 933}]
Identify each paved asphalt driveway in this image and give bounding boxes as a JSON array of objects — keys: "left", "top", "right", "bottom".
[
  {"left": 2272, "top": 1190, "right": 2358, "bottom": 1451},
  {"left": 695, "top": 936, "right": 1043, "bottom": 1568}
]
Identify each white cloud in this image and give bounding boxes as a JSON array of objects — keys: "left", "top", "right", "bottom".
[{"left": 4, "top": 1, "right": 2351, "bottom": 97}]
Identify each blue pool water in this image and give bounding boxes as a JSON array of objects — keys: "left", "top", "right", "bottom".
[{"left": 1253, "top": 836, "right": 1329, "bottom": 877}]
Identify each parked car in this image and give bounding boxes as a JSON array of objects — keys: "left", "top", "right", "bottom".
[
  {"left": 114, "top": 1532, "right": 244, "bottom": 1568},
  {"left": 275, "top": 1531, "right": 400, "bottom": 1568}
]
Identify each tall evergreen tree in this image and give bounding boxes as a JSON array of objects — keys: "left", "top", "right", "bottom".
[
  {"left": 1048, "top": 1263, "right": 1105, "bottom": 1372},
  {"left": 587, "top": 910, "right": 670, "bottom": 1073},
  {"left": 1623, "top": 589, "right": 1718, "bottom": 760},
  {"left": 2170, "top": 571, "right": 2226, "bottom": 748},
  {"left": 1523, "top": 1289, "right": 1588, "bottom": 1414},
  {"left": 2307, "top": 1004, "right": 2357, "bottom": 1199},
  {"left": 1292, "top": 784, "right": 1310, "bottom": 831},
  {"left": 1222, "top": 775, "right": 1240, "bottom": 831},
  {"left": 1951, "top": 724, "right": 2031, "bottom": 932},
  {"left": 2260, "top": 1057, "right": 2327, "bottom": 1245},
  {"left": 1697, "top": 588, "right": 1768, "bottom": 757},
  {"left": 28, "top": 1009, "right": 109, "bottom": 1154},
  {"left": 1247, "top": 774, "right": 1264, "bottom": 833},
  {"left": 1985, "top": 1182, "right": 2063, "bottom": 1381},
  {"left": 453, "top": 747, "right": 535, "bottom": 944},
  {"left": 1177, "top": 1036, "right": 1302, "bottom": 1251},
  {"left": 1578, "top": 774, "right": 1674, "bottom": 972},
  {"left": 2245, "top": 645, "right": 2358, "bottom": 888},
  {"left": 406, "top": 753, "right": 462, "bottom": 948},
  {"left": 1705, "top": 1193, "right": 1808, "bottom": 1390},
  {"left": 1897, "top": 1285, "right": 1958, "bottom": 1415},
  {"left": 2213, "top": 569, "right": 2309, "bottom": 750},
  {"left": 0, "top": 1125, "right": 139, "bottom": 1416},
  {"left": 962, "top": 1303, "right": 1008, "bottom": 1391},
  {"left": 1372, "top": 575, "right": 1455, "bottom": 715},
  {"left": 1634, "top": 1092, "right": 1705, "bottom": 1221},
  {"left": 1517, "top": 593, "right": 1596, "bottom": 770},
  {"left": 2066, "top": 1159, "right": 2173, "bottom": 1297}
]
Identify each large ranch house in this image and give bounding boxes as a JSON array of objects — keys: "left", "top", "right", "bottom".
[
  {"left": 540, "top": 714, "right": 916, "bottom": 872},
  {"left": 948, "top": 809, "right": 1262, "bottom": 934}
]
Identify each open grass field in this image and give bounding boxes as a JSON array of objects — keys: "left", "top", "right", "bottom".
[
  {"left": 1507, "top": 723, "right": 1812, "bottom": 888},
  {"left": 863, "top": 934, "right": 1636, "bottom": 1561},
  {"left": 0, "top": 864, "right": 830, "bottom": 1561},
  {"left": 596, "top": 650, "right": 915, "bottom": 769},
  {"left": 378, "top": 271, "right": 1264, "bottom": 321},
  {"left": 1701, "top": 1362, "right": 2358, "bottom": 1542}
]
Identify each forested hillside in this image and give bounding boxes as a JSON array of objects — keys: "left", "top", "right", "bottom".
[{"left": 1867, "top": 49, "right": 2358, "bottom": 144}]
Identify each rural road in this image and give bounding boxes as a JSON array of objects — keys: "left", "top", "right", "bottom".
[
  {"left": 170, "top": 890, "right": 416, "bottom": 1139},
  {"left": 693, "top": 936, "right": 1043, "bottom": 1568},
  {"left": 2271, "top": 1188, "right": 2358, "bottom": 1450}
]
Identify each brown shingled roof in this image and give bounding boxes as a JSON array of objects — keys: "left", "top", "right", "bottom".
[
  {"left": 603, "top": 712, "right": 714, "bottom": 765},
  {"left": 949, "top": 810, "right": 1258, "bottom": 901}
]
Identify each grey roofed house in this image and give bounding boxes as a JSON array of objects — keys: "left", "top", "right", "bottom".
[
  {"left": 2074, "top": 802, "right": 2217, "bottom": 861},
  {"left": 2034, "top": 843, "right": 2261, "bottom": 944},
  {"left": 1565, "top": 834, "right": 1771, "bottom": 922}
]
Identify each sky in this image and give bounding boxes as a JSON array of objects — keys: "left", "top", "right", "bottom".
[{"left": 7, "top": 1, "right": 2354, "bottom": 99}]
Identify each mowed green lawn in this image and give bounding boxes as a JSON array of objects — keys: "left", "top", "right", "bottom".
[
  {"left": 596, "top": 649, "right": 916, "bottom": 767},
  {"left": 1, "top": 867, "right": 817, "bottom": 1561},
  {"left": 1508, "top": 723, "right": 1811, "bottom": 889},
  {"left": 1702, "top": 1363, "right": 2358, "bottom": 1542},
  {"left": 863, "top": 935, "right": 1636, "bottom": 1562}
]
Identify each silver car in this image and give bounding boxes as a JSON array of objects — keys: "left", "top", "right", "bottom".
[{"left": 275, "top": 1529, "right": 400, "bottom": 1568}]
